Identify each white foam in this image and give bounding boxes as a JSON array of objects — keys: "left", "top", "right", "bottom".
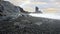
[{"left": 29, "top": 13, "right": 60, "bottom": 20}]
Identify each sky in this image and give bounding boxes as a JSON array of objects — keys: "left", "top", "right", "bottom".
[{"left": 5, "top": 0, "right": 60, "bottom": 14}]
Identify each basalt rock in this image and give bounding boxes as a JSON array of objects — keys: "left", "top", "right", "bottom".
[{"left": 0, "top": 1, "right": 20, "bottom": 21}]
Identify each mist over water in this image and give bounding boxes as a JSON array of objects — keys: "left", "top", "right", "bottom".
[{"left": 29, "top": 13, "right": 60, "bottom": 20}]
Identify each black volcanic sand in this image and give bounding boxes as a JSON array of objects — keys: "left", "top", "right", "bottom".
[{"left": 0, "top": 15, "right": 60, "bottom": 34}]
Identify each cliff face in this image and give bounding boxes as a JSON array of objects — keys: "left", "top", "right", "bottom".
[{"left": 0, "top": 1, "right": 20, "bottom": 21}]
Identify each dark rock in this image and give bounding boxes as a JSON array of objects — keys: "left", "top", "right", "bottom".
[
  {"left": 35, "top": 6, "right": 42, "bottom": 13},
  {"left": 0, "top": 1, "right": 20, "bottom": 21}
]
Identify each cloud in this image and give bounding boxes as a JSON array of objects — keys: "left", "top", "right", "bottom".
[
  {"left": 32, "top": 2, "right": 47, "bottom": 4},
  {"left": 31, "top": 0, "right": 49, "bottom": 2},
  {"left": 43, "top": 8, "right": 60, "bottom": 13},
  {"left": 5, "top": 0, "right": 60, "bottom": 14}
]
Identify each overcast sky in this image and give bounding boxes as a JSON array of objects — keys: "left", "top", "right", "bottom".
[{"left": 5, "top": 0, "right": 60, "bottom": 14}]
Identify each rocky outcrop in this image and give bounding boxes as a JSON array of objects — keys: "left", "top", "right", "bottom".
[{"left": 0, "top": 1, "right": 20, "bottom": 21}]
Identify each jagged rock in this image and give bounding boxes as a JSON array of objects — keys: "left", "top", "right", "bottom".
[
  {"left": 35, "top": 6, "right": 42, "bottom": 13},
  {"left": 0, "top": 1, "right": 20, "bottom": 21}
]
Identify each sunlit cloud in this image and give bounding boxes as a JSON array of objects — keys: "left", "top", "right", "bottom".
[
  {"left": 24, "top": 7, "right": 34, "bottom": 12},
  {"left": 43, "top": 8, "right": 60, "bottom": 13},
  {"left": 8, "top": 0, "right": 31, "bottom": 6},
  {"left": 32, "top": 2, "right": 47, "bottom": 4},
  {"left": 45, "top": 8, "right": 59, "bottom": 10}
]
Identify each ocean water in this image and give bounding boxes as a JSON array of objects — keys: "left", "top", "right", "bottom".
[{"left": 29, "top": 13, "right": 60, "bottom": 20}]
